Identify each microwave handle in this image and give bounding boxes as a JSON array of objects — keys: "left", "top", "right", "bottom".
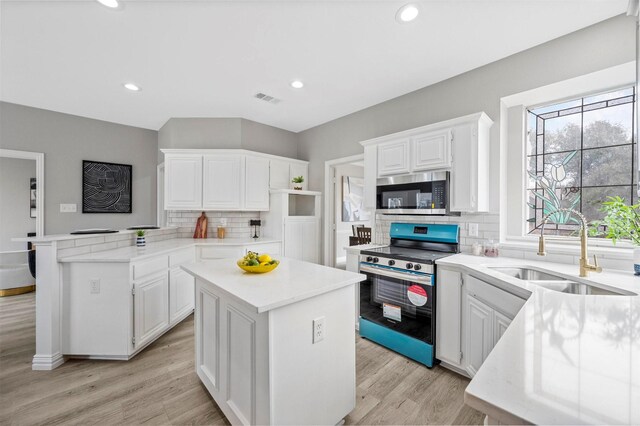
[{"left": 360, "top": 265, "right": 433, "bottom": 286}]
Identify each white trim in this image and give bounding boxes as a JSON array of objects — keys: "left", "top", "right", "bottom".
[
  {"left": 500, "top": 63, "right": 637, "bottom": 253},
  {"left": 157, "top": 163, "right": 166, "bottom": 227},
  {"left": 323, "top": 154, "right": 365, "bottom": 267},
  {"left": 0, "top": 149, "right": 45, "bottom": 237},
  {"left": 160, "top": 148, "right": 308, "bottom": 165}
]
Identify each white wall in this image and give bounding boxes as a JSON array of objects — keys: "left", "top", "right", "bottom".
[{"left": 0, "top": 157, "right": 36, "bottom": 251}]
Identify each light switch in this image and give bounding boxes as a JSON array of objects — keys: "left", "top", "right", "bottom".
[
  {"left": 468, "top": 223, "right": 479, "bottom": 237},
  {"left": 60, "top": 204, "right": 77, "bottom": 213}
]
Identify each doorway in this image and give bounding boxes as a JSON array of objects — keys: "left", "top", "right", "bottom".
[{"left": 323, "top": 154, "right": 371, "bottom": 268}]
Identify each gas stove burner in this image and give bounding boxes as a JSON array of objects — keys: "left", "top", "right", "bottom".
[{"left": 360, "top": 246, "right": 454, "bottom": 265}]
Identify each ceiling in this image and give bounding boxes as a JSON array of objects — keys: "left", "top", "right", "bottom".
[{"left": 0, "top": 0, "right": 629, "bottom": 132}]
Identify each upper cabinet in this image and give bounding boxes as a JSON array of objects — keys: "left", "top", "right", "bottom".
[
  {"left": 162, "top": 149, "right": 309, "bottom": 211},
  {"left": 377, "top": 139, "right": 411, "bottom": 176},
  {"left": 411, "top": 129, "right": 452, "bottom": 172},
  {"left": 165, "top": 154, "right": 203, "bottom": 210},
  {"left": 361, "top": 112, "right": 493, "bottom": 214}
]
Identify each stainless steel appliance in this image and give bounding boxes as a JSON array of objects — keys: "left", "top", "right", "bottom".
[
  {"left": 358, "top": 222, "right": 460, "bottom": 367},
  {"left": 376, "top": 171, "right": 453, "bottom": 215}
]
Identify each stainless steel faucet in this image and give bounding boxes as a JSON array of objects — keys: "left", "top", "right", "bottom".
[{"left": 537, "top": 208, "right": 602, "bottom": 278}]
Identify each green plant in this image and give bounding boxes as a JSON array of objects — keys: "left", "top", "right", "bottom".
[
  {"left": 292, "top": 176, "right": 304, "bottom": 184},
  {"left": 136, "top": 230, "right": 146, "bottom": 237},
  {"left": 589, "top": 196, "right": 640, "bottom": 246}
]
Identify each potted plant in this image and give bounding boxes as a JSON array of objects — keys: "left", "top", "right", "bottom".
[
  {"left": 591, "top": 196, "right": 640, "bottom": 275},
  {"left": 136, "top": 230, "right": 146, "bottom": 248},
  {"left": 292, "top": 176, "right": 304, "bottom": 190}
]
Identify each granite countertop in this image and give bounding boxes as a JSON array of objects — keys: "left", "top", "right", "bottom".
[
  {"left": 438, "top": 254, "right": 640, "bottom": 425},
  {"left": 182, "top": 258, "right": 366, "bottom": 313},
  {"left": 58, "top": 238, "right": 282, "bottom": 263}
]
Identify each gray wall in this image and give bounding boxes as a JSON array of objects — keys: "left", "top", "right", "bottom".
[
  {"left": 0, "top": 102, "right": 159, "bottom": 235},
  {"left": 0, "top": 157, "right": 36, "bottom": 250},
  {"left": 297, "top": 14, "right": 636, "bottom": 212},
  {"left": 158, "top": 117, "right": 298, "bottom": 163}
]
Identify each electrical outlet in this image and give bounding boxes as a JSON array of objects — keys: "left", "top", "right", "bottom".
[
  {"left": 60, "top": 203, "right": 77, "bottom": 213},
  {"left": 468, "top": 223, "right": 479, "bottom": 237},
  {"left": 90, "top": 279, "right": 100, "bottom": 294},
  {"left": 313, "top": 316, "right": 325, "bottom": 343}
]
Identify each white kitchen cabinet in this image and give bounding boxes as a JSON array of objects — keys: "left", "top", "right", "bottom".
[
  {"left": 411, "top": 129, "right": 452, "bottom": 171},
  {"left": 451, "top": 114, "right": 492, "bottom": 212},
  {"left": 377, "top": 139, "right": 410, "bottom": 176},
  {"left": 270, "top": 159, "right": 291, "bottom": 189},
  {"left": 436, "top": 268, "right": 463, "bottom": 368},
  {"left": 464, "top": 293, "right": 494, "bottom": 377},
  {"left": 289, "top": 162, "right": 309, "bottom": 190},
  {"left": 284, "top": 217, "right": 320, "bottom": 263},
  {"left": 169, "top": 268, "right": 195, "bottom": 325},
  {"left": 203, "top": 154, "right": 244, "bottom": 210},
  {"left": 134, "top": 274, "right": 170, "bottom": 350},
  {"left": 493, "top": 310, "right": 512, "bottom": 346},
  {"left": 245, "top": 156, "right": 270, "bottom": 210},
  {"left": 165, "top": 154, "right": 203, "bottom": 209}
]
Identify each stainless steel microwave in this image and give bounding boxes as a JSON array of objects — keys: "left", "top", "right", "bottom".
[{"left": 376, "top": 171, "right": 453, "bottom": 215}]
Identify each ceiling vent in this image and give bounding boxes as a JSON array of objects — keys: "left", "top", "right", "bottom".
[{"left": 254, "top": 92, "right": 281, "bottom": 105}]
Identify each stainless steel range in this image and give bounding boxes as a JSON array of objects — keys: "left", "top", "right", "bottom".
[{"left": 358, "top": 222, "right": 460, "bottom": 367}]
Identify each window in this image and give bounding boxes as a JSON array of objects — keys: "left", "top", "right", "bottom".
[{"left": 526, "top": 87, "right": 636, "bottom": 236}]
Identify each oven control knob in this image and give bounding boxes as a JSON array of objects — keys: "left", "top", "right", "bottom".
[
  {"left": 366, "top": 256, "right": 373, "bottom": 262},
  {"left": 373, "top": 257, "right": 379, "bottom": 263},
  {"left": 406, "top": 263, "right": 414, "bottom": 269},
  {"left": 388, "top": 260, "right": 395, "bottom": 266},
  {"left": 414, "top": 264, "right": 422, "bottom": 271}
]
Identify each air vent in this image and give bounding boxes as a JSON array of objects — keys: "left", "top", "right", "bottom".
[{"left": 254, "top": 92, "right": 281, "bottom": 104}]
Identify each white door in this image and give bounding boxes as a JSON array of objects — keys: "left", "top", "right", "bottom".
[
  {"left": 270, "top": 159, "right": 291, "bottom": 189},
  {"left": 289, "top": 163, "right": 309, "bottom": 190},
  {"left": 203, "top": 154, "right": 243, "bottom": 210},
  {"left": 134, "top": 274, "right": 169, "bottom": 349},
  {"left": 169, "top": 268, "right": 195, "bottom": 325},
  {"left": 493, "top": 311, "right": 512, "bottom": 346},
  {"left": 245, "top": 156, "right": 270, "bottom": 210},
  {"left": 284, "top": 218, "right": 319, "bottom": 263},
  {"left": 411, "top": 129, "right": 452, "bottom": 171},
  {"left": 377, "top": 139, "right": 410, "bottom": 176},
  {"left": 436, "top": 269, "right": 463, "bottom": 368},
  {"left": 165, "top": 154, "right": 203, "bottom": 209},
  {"left": 465, "top": 293, "right": 493, "bottom": 377}
]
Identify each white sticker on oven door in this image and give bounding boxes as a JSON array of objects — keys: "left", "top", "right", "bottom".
[
  {"left": 407, "top": 285, "right": 428, "bottom": 306},
  {"left": 383, "top": 303, "right": 402, "bottom": 322}
]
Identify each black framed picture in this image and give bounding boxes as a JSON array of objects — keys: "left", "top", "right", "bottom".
[{"left": 82, "top": 160, "right": 132, "bottom": 213}]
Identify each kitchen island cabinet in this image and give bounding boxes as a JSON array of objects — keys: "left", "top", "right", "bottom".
[{"left": 183, "top": 258, "right": 365, "bottom": 425}]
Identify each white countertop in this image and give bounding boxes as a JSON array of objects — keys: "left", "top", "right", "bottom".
[
  {"left": 344, "top": 243, "right": 386, "bottom": 253},
  {"left": 58, "top": 238, "right": 282, "bottom": 263},
  {"left": 182, "top": 258, "right": 366, "bottom": 313},
  {"left": 12, "top": 227, "right": 179, "bottom": 242},
  {"left": 438, "top": 254, "right": 640, "bottom": 425}
]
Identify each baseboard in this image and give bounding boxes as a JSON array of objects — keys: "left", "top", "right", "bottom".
[
  {"left": 0, "top": 284, "right": 35, "bottom": 297},
  {"left": 32, "top": 353, "right": 65, "bottom": 371}
]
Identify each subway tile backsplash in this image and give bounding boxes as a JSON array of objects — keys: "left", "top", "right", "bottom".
[
  {"left": 167, "top": 211, "right": 260, "bottom": 240},
  {"left": 374, "top": 213, "right": 500, "bottom": 254}
]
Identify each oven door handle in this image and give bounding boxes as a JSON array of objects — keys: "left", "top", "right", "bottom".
[{"left": 360, "top": 265, "right": 433, "bottom": 286}]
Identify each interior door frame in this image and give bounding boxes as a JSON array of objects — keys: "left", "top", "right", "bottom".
[
  {"left": 157, "top": 163, "right": 167, "bottom": 227},
  {"left": 0, "top": 149, "right": 45, "bottom": 236},
  {"left": 323, "top": 153, "right": 364, "bottom": 267}
]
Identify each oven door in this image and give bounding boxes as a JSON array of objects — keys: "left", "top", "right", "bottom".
[{"left": 359, "top": 265, "right": 434, "bottom": 345}]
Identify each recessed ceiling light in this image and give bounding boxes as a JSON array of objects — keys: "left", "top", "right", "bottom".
[
  {"left": 97, "top": 0, "right": 120, "bottom": 9},
  {"left": 396, "top": 4, "right": 419, "bottom": 23},
  {"left": 123, "top": 83, "right": 140, "bottom": 92},
  {"left": 290, "top": 80, "right": 304, "bottom": 89}
]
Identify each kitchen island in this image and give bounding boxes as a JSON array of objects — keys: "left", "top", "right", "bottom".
[{"left": 182, "top": 258, "right": 365, "bottom": 426}]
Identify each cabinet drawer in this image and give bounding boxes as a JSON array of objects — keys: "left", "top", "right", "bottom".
[
  {"left": 199, "top": 246, "right": 244, "bottom": 260},
  {"left": 465, "top": 275, "right": 526, "bottom": 318},
  {"left": 170, "top": 248, "right": 196, "bottom": 268},
  {"left": 133, "top": 256, "right": 169, "bottom": 280}
]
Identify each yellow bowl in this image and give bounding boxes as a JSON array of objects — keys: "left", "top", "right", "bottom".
[{"left": 236, "top": 259, "right": 280, "bottom": 274}]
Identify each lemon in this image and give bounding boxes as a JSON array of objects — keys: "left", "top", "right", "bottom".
[{"left": 258, "top": 254, "right": 272, "bottom": 263}]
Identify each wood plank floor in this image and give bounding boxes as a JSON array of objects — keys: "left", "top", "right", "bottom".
[{"left": 0, "top": 293, "right": 483, "bottom": 425}]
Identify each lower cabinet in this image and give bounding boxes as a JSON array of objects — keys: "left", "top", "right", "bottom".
[
  {"left": 134, "top": 274, "right": 170, "bottom": 350},
  {"left": 284, "top": 217, "right": 320, "bottom": 263},
  {"left": 436, "top": 268, "right": 527, "bottom": 377},
  {"left": 169, "top": 268, "right": 195, "bottom": 325}
]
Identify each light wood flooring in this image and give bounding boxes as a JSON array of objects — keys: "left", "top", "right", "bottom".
[{"left": 0, "top": 293, "right": 483, "bottom": 425}]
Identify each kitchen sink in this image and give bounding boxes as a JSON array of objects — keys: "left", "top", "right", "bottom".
[
  {"left": 536, "top": 281, "right": 630, "bottom": 296},
  {"left": 488, "top": 266, "right": 567, "bottom": 281}
]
